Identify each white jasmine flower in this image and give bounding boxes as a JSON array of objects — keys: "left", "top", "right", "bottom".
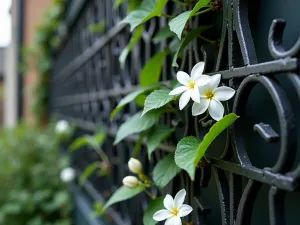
[
  {"left": 60, "top": 167, "right": 75, "bottom": 183},
  {"left": 192, "top": 74, "right": 235, "bottom": 121},
  {"left": 153, "top": 189, "right": 193, "bottom": 225},
  {"left": 128, "top": 158, "right": 142, "bottom": 174},
  {"left": 169, "top": 62, "right": 212, "bottom": 110},
  {"left": 55, "top": 120, "right": 70, "bottom": 135},
  {"left": 122, "top": 176, "right": 139, "bottom": 188}
]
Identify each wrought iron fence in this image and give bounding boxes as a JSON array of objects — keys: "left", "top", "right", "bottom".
[{"left": 50, "top": 0, "right": 300, "bottom": 224}]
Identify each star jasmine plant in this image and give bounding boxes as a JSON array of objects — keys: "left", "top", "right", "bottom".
[
  {"left": 192, "top": 74, "right": 236, "bottom": 121},
  {"left": 169, "top": 62, "right": 212, "bottom": 110},
  {"left": 88, "top": 0, "right": 241, "bottom": 222}
]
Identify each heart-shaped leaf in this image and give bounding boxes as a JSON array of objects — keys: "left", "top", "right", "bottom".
[
  {"left": 175, "top": 136, "right": 201, "bottom": 180},
  {"left": 101, "top": 186, "right": 145, "bottom": 214},
  {"left": 146, "top": 124, "right": 174, "bottom": 159},
  {"left": 110, "top": 83, "right": 161, "bottom": 120},
  {"left": 153, "top": 154, "right": 181, "bottom": 188},
  {"left": 169, "top": 0, "right": 211, "bottom": 39},
  {"left": 121, "top": 0, "right": 168, "bottom": 31},
  {"left": 142, "top": 89, "right": 176, "bottom": 116},
  {"left": 114, "top": 110, "right": 162, "bottom": 145}
]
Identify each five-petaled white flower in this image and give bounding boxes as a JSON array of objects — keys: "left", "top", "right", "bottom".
[
  {"left": 192, "top": 74, "right": 235, "bottom": 121},
  {"left": 153, "top": 189, "right": 193, "bottom": 225},
  {"left": 169, "top": 62, "right": 211, "bottom": 110}
]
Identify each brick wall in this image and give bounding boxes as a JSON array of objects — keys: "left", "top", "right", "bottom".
[{"left": 23, "top": 0, "right": 53, "bottom": 123}]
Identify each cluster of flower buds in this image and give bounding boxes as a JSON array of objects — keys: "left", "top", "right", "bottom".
[{"left": 122, "top": 158, "right": 143, "bottom": 188}]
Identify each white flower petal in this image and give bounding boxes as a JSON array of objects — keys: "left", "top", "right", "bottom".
[
  {"left": 164, "top": 194, "right": 175, "bottom": 211},
  {"left": 198, "top": 85, "right": 208, "bottom": 97},
  {"left": 177, "top": 71, "right": 191, "bottom": 85},
  {"left": 165, "top": 216, "right": 182, "bottom": 225},
  {"left": 190, "top": 87, "right": 200, "bottom": 103},
  {"left": 178, "top": 204, "right": 193, "bottom": 217},
  {"left": 191, "top": 62, "right": 204, "bottom": 80},
  {"left": 214, "top": 86, "right": 235, "bottom": 101},
  {"left": 208, "top": 99, "right": 224, "bottom": 121},
  {"left": 207, "top": 74, "right": 221, "bottom": 90},
  {"left": 179, "top": 90, "right": 191, "bottom": 110},
  {"left": 153, "top": 209, "right": 173, "bottom": 221},
  {"left": 174, "top": 189, "right": 186, "bottom": 207},
  {"left": 196, "top": 75, "right": 212, "bottom": 86},
  {"left": 192, "top": 99, "right": 210, "bottom": 116},
  {"left": 169, "top": 86, "right": 188, "bottom": 95}
]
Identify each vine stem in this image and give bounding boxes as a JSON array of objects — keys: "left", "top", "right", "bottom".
[
  {"left": 167, "top": 104, "right": 184, "bottom": 122},
  {"left": 204, "top": 156, "right": 211, "bottom": 164},
  {"left": 95, "top": 147, "right": 110, "bottom": 163},
  {"left": 198, "top": 111, "right": 209, "bottom": 123},
  {"left": 198, "top": 34, "right": 216, "bottom": 45},
  {"left": 144, "top": 189, "right": 156, "bottom": 200},
  {"left": 160, "top": 13, "right": 175, "bottom": 19},
  {"left": 193, "top": 6, "right": 213, "bottom": 16}
]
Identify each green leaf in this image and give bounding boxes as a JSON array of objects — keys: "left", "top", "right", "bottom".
[
  {"left": 168, "top": 37, "right": 181, "bottom": 53},
  {"left": 119, "top": 25, "right": 144, "bottom": 69},
  {"left": 102, "top": 186, "right": 144, "bottom": 214},
  {"left": 95, "top": 132, "right": 106, "bottom": 144},
  {"left": 114, "top": 110, "right": 162, "bottom": 145},
  {"left": 133, "top": 132, "right": 147, "bottom": 157},
  {"left": 141, "top": 89, "right": 176, "bottom": 116},
  {"left": 114, "top": 0, "right": 125, "bottom": 8},
  {"left": 91, "top": 201, "right": 104, "bottom": 217},
  {"left": 169, "top": 0, "right": 211, "bottom": 39},
  {"left": 153, "top": 26, "right": 175, "bottom": 43},
  {"left": 140, "top": 51, "right": 168, "bottom": 86},
  {"left": 110, "top": 83, "right": 161, "bottom": 120},
  {"left": 194, "top": 113, "right": 239, "bottom": 166},
  {"left": 87, "top": 20, "right": 105, "bottom": 33},
  {"left": 79, "top": 162, "right": 99, "bottom": 186},
  {"left": 135, "top": 94, "right": 147, "bottom": 106},
  {"left": 129, "top": 0, "right": 142, "bottom": 11},
  {"left": 153, "top": 154, "right": 181, "bottom": 188},
  {"left": 172, "top": 26, "right": 211, "bottom": 67},
  {"left": 121, "top": 0, "right": 168, "bottom": 31},
  {"left": 68, "top": 136, "right": 91, "bottom": 152},
  {"left": 146, "top": 124, "right": 174, "bottom": 159},
  {"left": 175, "top": 136, "right": 201, "bottom": 180},
  {"left": 143, "top": 197, "right": 164, "bottom": 225},
  {"left": 68, "top": 133, "right": 106, "bottom": 152},
  {"left": 114, "top": 0, "right": 142, "bottom": 11}
]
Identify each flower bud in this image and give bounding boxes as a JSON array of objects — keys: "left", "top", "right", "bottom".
[
  {"left": 122, "top": 176, "right": 139, "bottom": 188},
  {"left": 55, "top": 120, "right": 70, "bottom": 135},
  {"left": 60, "top": 167, "right": 75, "bottom": 183},
  {"left": 128, "top": 158, "right": 142, "bottom": 174}
]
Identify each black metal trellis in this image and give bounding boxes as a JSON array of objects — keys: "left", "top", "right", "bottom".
[{"left": 50, "top": 0, "right": 300, "bottom": 224}]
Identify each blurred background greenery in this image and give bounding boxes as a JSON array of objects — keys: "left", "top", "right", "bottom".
[{"left": 0, "top": 123, "right": 73, "bottom": 225}]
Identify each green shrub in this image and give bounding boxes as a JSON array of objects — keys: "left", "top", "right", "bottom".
[{"left": 0, "top": 123, "right": 72, "bottom": 225}]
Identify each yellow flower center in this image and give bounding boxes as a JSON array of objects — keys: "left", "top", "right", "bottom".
[
  {"left": 188, "top": 81, "right": 196, "bottom": 89},
  {"left": 205, "top": 89, "right": 215, "bottom": 100},
  {"left": 171, "top": 208, "right": 179, "bottom": 216}
]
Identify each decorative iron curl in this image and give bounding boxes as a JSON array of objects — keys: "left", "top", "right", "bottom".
[{"left": 268, "top": 19, "right": 300, "bottom": 59}]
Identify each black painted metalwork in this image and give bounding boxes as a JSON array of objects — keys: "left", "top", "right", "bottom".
[{"left": 50, "top": 0, "right": 300, "bottom": 224}]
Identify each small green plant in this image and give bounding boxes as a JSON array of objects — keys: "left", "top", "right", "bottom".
[
  {"left": 69, "top": 128, "right": 112, "bottom": 186},
  {"left": 0, "top": 123, "right": 72, "bottom": 225}
]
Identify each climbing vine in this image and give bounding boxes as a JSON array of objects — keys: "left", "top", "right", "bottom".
[{"left": 68, "top": 0, "right": 239, "bottom": 224}]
